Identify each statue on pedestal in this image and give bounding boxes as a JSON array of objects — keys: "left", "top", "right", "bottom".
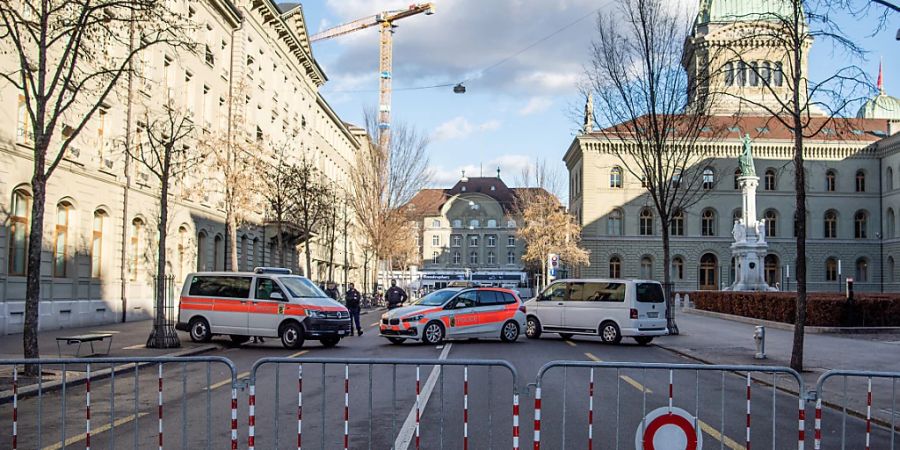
[{"left": 738, "top": 133, "right": 756, "bottom": 177}]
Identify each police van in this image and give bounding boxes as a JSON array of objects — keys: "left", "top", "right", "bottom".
[{"left": 175, "top": 268, "right": 351, "bottom": 349}]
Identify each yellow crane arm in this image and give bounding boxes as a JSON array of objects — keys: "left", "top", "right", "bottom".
[{"left": 309, "top": 3, "right": 435, "bottom": 43}]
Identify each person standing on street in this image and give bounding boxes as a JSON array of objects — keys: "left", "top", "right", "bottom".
[
  {"left": 345, "top": 283, "right": 363, "bottom": 336},
  {"left": 325, "top": 282, "right": 340, "bottom": 300},
  {"left": 385, "top": 279, "right": 408, "bottom": 310}
]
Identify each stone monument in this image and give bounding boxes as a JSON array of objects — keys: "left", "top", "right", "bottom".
[{"left": 728, "top": 134, "right": 776, "bottom": 291}]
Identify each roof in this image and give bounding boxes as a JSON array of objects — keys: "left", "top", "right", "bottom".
[
  {"left": 697, "top": 0, "right": 795, "bottom": 25},
  {"left": 857, "top": 94, "right": 900, "bottom": 121},
  {"left": 405, "top": 177, "right": 550, "bottom": 216}
]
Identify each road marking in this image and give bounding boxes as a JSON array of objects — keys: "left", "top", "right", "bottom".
[
  {"left": 394, "top": 343, "right": 453, "bottom": 450},
  {"left": 370, "top": 322, "right": 379, "bottom": 328},
  {"left": 41, "top": 412, "right": 149, "bottom": 450},
  {"left": 288, "top": 349, "right": 309, "bottom": 358},
  {"left": 121, "top": 344, "right": 147, "bottom": 350},
  {"left": 208, "top": 372, "right": 249, "bottom": 391},
  {"left": 584, "top": 353, "right": 653, "bottom": 394},
  {"left": 564, "top": 340, "right": 577, "bottom": 347},
  {"left": 698, "top": 419, "right": 746, "bottom": 450}
]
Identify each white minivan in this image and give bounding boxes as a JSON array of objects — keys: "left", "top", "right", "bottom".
[{"left": 523, "top": 279, "right": 668, "bottom": 345}]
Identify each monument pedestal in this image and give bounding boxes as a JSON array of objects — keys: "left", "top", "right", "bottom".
[{"left": 727, "top": 175, "right": 776, "bottom": 292}]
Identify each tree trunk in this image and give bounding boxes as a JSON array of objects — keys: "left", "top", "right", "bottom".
[
  {"left": 789, "top": 12, "right": 807, "bottom": 372},
  {"left": 156, "top": 179, "right": 168, "bottom": 332},
  {"left": 24, "top": 169, "right": 47, "bottom": 366},
  {"left": 305, "top": 239, "right": 313, "bottom": 283},
  {"left": 276, "top": 218, "right": 285, "bottom": 267},
  {"left": 225, "top": 208, "right": 238, "bottom": 271}
]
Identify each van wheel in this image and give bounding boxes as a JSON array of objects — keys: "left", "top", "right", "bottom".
[
  {"left": 599, "top": 321, "right": 622, "bottom": 344},
  {"left": 280, "top": 322, "right": 305, "bottom": 349},
  {"left": 189, "top": 318, "right": 212, "bottom": 343},
  {"left": 230, "top": 335, "right": 250, "bottom": 345},
  {"left": 501, "top": 321, "right": 520, "bottom": 343},
  {"left": 634, "top": 336, "right": 653, "bottom": 346},
  {"left": 525, "top": 317, "right": 542, "bottom": 339},
  {"left": 422, "top": 321, "right": 445, "bottom": 345},
  {"left": 387, "top": 337, "right": 406, "bottom": 345},
  {"left": 559, "top": 333, "right": 573, "bottom": 340},
  {"left": 320, "top": 336, "right": 340, "bottom": 348}
]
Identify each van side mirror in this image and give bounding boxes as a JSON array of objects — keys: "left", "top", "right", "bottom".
[{"left": 270, "top": 291, "right": 284, "bottom": 300}]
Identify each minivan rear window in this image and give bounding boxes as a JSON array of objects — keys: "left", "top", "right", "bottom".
[
  {"left": 636, "top": 283, "right": 665, "bottom": 303},
  {"left": 189, "top": 276, "right": 252, "bottom": 298}
]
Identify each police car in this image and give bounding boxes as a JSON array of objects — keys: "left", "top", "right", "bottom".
[
  {"left": 175, "top": 268, "right": 351, "bottom": 349},
  {"left": 379, "top": 287, "right": 526, "bottom": 345}
]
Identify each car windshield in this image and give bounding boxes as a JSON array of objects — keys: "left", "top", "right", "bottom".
[
  {"left": 415, "top": 289, "right": 458, "bottom": 306},
  {"left": 279, "top": 276, "right": 328, "bottom": 298}
]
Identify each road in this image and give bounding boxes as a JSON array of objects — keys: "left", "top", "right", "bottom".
[{"left": 1, "top": 310, "right": 895, "bottom": 449}]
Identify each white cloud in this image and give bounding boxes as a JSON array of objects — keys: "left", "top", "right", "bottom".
[
  {"left": 431, "top": 117, "right": 501, "bottom": 141},
  {"left": 519, "top": 97, "right": 554, "bottom": 116},
  {"left": 428, "top": 154, "right": 554, "bottom": 187}
]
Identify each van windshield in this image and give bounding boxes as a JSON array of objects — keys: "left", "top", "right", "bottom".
[
  {"left": 636, "top": 283, "right": 665, "bottom": 303},
  {"left": 415, "top": 289, "right": 458, "bottom": 306},
  {"left": 280, "top": 277, "right": 328, "bottom": 299}
]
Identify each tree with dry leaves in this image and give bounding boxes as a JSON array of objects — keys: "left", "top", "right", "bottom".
[
  {"left": 0, "top": 0, "right": 194, "bottom": 361},
  {"left": 291, "top": 156, "right": 332, "bottom": 279},
  {"left": 262, "top": 143, "right": 301, "bottom": 267}
]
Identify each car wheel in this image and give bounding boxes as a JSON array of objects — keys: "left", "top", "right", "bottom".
[
  {"left": 280, "top": 322, "right": 305, "bottom": 349},
  {"left": 230, "top": 335, "right": 250, "bottom": 345},
  {"left": 320, "top": 336, "right": 340, "bottom": 348},
  {"left": 634, "top": 336, "right": 654, "bottom": 346},
  {"left": 189, "top": 318, "right": 212, "bottom": 343},
  {"left": 525, "top": 317, "right": 542, "bottom": 339},
  {"left": 599, "top": 321, "right": 622, "bottom": 344},
  {"left": 500, "top": 321, "right": 520, "bottom": 343},
  {"left": 422, "top": 321, "right": 445, "bottom": 345},
  {"left": 387, "top": 337, "right": 406, "bottom": 345},
  {"left": 559, "top": 333, "right": 574, "bottom": 340}
]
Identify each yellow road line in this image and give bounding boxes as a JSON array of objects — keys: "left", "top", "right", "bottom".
[
  {"left": 370, "top": 322, "right": 379, "bottom": 327},
  {"left": 584, "top": 353, "right": 653, "bottom": 393},
  {"left": 699, "top": 419, "right": 746, "bottom": 450},
  {"left": 41, "top": 412, "right": 149, "bottom": 450},
  {"left": 208, "top": 371, "right": 249, "bottom": 390},
  {"left": 288, "top": 349, "right": 309, "bottom": 358},
  {"left": 564, "top": 340, "right": 577, "bottom": 347}
]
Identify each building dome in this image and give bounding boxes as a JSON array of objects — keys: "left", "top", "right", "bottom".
[
  {"left": 697, "top": 0, "right": 794, "bottom": 24},
  {"left": 857, "top": 94, "right": 900, "bottom": 120}
]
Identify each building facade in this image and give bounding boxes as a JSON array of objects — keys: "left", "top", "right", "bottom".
[
  {"left": 0, "top": 0, "right": 366, "bottom": 334},
  {"left": 565, "top": 0, "right": 900, "bottom": 293}
]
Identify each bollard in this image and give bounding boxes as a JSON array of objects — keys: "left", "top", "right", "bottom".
[{"left": 753, "top": 326, "right": 766, "bottom": 359}]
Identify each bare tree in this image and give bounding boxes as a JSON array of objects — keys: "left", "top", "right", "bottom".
[
  {"left": 322, "top": 182, "right": 340, "bottom": 283},
  {"left": 585, "top": 0, "right": 723, "bottom": 334},
  {"left": 262, "top": 143, "right": 301, "bottom": 267},
  {"left": 0, "top": 0, "right": 192, "bottom": 361},
  {"left": 128, "top": 102, "right": 203, "bottom": 348},
  {"left": 291, "top": 156, "right": 331, "bottom": 280}
]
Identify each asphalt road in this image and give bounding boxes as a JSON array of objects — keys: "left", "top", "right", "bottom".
[{"left": 1, "top": 310, "right": 896, "bottom": 449}]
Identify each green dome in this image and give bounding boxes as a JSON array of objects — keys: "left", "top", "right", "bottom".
[
  {"left": 697, "top": 0, "right": 795, "bottom": 24},
  {"left": 857, "top": 94, "right": 900, "bottom": 120}
]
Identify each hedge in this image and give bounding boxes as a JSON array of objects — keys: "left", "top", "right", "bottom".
[{"left": 685, "top": 291, "right": 900, "bottom": 327}]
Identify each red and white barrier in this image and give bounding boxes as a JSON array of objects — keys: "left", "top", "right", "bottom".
[
  {"left": 533, "top": 386, "right": 542, "bottom": 450},
  {"left": 746, "top": 373, "right": 751, "bottom": 450},
  {"left": 813, "top": 397, "right": 822, "bottom": 450},
  {"left": 157, "top": 364, "right": 163, "bottom": 450},
  {"left": 86, "top": 364, "right": 92, "bottom": 450},
  {"left": 298, "top": 364, "right": 303, "bottom": 450},
  {"left": 798, "top": 398, "right": 806, "bottom": 450},
  {"left": 415, "top": 365, "right": 421, "bottom": 450},
  {"left": 668, "top": 370, "right": 674, "bottom": 413},
  {"left": 248, "top": 382, "right": 256, "bottom": 450},
  {"left": 865, "top": 377, "right": 872, "bottom": 450},
  {"left": 463, "top": 366, "right": 469, "bottom": 450},
  {"left": 513, "top": 393, "right": 520, "bottom": 450},
  {"left": 344, "top": 365, "right": 350, "bottom": 450},
  {"left": 588, "top": 368, "right": 594, "bottom": 450},
  {"left": 231, "top": 386, "right": 238, "bottom": 450},
  {"left": 12, "top": 365, "right": 17, "bottom": 450}
]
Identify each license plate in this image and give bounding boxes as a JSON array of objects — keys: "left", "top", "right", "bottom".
[
  {"left": 338, "top": 330, "right": 345, "bottom": 335},
  {"left": 648, "top": 312, "right": 659, "bottom": 318}
]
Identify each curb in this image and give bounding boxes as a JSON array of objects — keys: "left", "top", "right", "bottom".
[
  {"left": 685, "top": 308, "right": 900, "bottom": 334},
  {"left": 0, "top": 344, "right": 217, "bottom": 404}
]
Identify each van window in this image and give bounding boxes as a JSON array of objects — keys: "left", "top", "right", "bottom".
[
  {"left": 255, "top": 278, "right": 285, "bottom": 301},
  {"left": 541, "top": 283, "right": 567, "bottom": 301},
  {"left": 189, "top": 276, "right": 252, "bottom": 298},
  {"left": 636, "top": 283, "right": 665, "bottom": 303},
  {"left": 582, "top": 282, "right": 625, "bottom": 302}
]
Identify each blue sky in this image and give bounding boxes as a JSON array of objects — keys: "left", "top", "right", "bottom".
[{"left": 300, "top": 1, "right": 898, "bottom": 194}]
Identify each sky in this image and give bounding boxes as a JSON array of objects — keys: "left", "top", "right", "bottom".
[{"left": 299, "top": 1, "right": 899, "bottom": 196}]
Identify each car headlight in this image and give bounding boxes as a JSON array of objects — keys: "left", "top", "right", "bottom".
[
  {"left": 306, "top": 309, "right": 326, "bottom": 318},
  {"left": 381, "top": 313, "right": 389, "bottom": 320},
  {"left": 403, "top": 315, "right": 424, "bottom": 322}
]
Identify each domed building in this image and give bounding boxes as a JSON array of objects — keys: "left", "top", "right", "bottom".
[{"left": 857, "top": 65, "right": 900, "bottom": 125}]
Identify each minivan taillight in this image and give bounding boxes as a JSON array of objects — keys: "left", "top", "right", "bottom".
[
  {"left": 630, "top": 308, "right": 638, "bottom": 319},
  {"left": 518, "top": 304, "right": 527, "bottom": 314}
]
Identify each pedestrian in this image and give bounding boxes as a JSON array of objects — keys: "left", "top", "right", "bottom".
[
  {"left": 251, "top": 336, "right": 265, "bottom": 344},
  {"left": 345, "top": 282, "right": 363, "bottom": 336},
  {"left": 325, "top": 282, "right": 340, "bottom": 300},
  {"left": 385, "top": 279, "right": 408, "bottom": 310}
]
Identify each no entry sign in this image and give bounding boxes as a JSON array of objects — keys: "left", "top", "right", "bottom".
[{"left": 634, "top": 406, "right": 703, "bottom": 450}]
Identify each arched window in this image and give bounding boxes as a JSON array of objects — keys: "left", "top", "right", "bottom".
[
  {"left": 672, "top": 256, "right": 685, "bottom": 280},
  {"left": 856, "top": 170, "right": 866, "bottom": 192},
  {"left": 764, "top": 210, "right": 778, "bottom": 237},
  {"left": 197, "top": 231, "right": 207, "bottom": 270},
  {"left": 469, "top": 219, "right": 480, "bottom": 228},
  {"left": 761, "top": 61, "right": 772, "bottom": 83},
  {"left": 487, "top": 219, "right": 497, "bottom": 228},
  {"left": 699, "top": 253, "right": 719, "bottom": 290},
  {"left": 671, "top": 209, "right": 685, "bottom": 236},
  {"left": 855, "top": 258, "right": 869, "bottom": 282},
  {"left": 701, "top": 209, "right": 717, "bottom": 236},
  {"left": 487, "top": 235, "right": 496, "bottom": 247},
  {"left": 452, "top": 219, "right": 462, "bottom": 228},
  {"left": 824, "top": 210, "right": 838, "bottom": 239},
  {"left": 734, "top": 168, "right": 742, "bottom": 189},
  {"left": 639, "top": 208, "right": 654, "bottom": 236},
  {"left": 774, "top": 62, "right": 784, "bottom": 86},
  {"left": 8, "top": 188, "right": 31, "bottom": 275},
  {"left": 764, "top": 254, "right": 780, "bottom": 286},
  {"left": 507, "top": 219, "right": 516, "bottom": 228},
  {"left": 53, "top": 202, "right": 73, "bottom": 277},
  {"left": 607, "top": 208, "right": 623, "bottom": 236},
  {"left": 609, "top": 256, "right": 621, "bottom": 278},
  {"left": 764, "top": 169, "right": 777, "bottom": 191},
  {"left": 91, "top": 210, "right": 107, "bottom": 278},
  {"left": 887, "top": 208, "right": 896, "bottom": 239},
  {"left": 130, "top": 218, "right": 145, "bottom": 281},
  {"left": 469, "top": 250, "right": 478, "bottom": 264},
  {"left": 749, "top": 61, "right": 759, "bottom": 86},
  {"left": 854, "top": 210, "right": 868, "bottom": 239},
  {"left": 737, "top": 61, "right": 747, "bottom": 86},
  {"left": 177, "top": 226, "right": 188, "bottom": 278},
  {"left": 213, "top": 234, "right": 224, "bottom": 271},
  {"left": 240, "top": 235, "right": 249, "bottom": 271},
  {"left": 887, "top": 167, "right": 894, "bottom": 191},
  {"left": 253, "top": 237, "right": 262, "bottom": 268},
  {"left": 825, "top": 170, "right": 836, "bottom": 192},
  {"left": 640, "top": 256, "right": 653, "bottom": 279},
  {"left": 825, "top": 258, "right": 838, "bottom": 281},
  {"left": 724, "top": 62, "right": 734, "bottom": 86},
  {"left": 733, "top": 208, "right": 743, "bottom": 225},
  {"left": 889, "top": 256, "right": 896, "bottom": 283},
  {"left": 610, "top": 166, "right": 623, "bottom": 188},
  {"left": 702, "top": 167, "right": 715, "bottom": 190}
]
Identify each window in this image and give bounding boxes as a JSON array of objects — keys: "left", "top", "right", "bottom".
[
  {"left": 432, "top": 235, "right": 440, "bottom": 246},
  {"left": 452, "top": 219, "right": 462, "bottom": 228},
  {"left": 734, "top": 168, "right": 742, "bottom": 189},
  {"left": 507, "top": 251, "right": 516, "bottom": 264},
  {"left": 507, "top": 219, "right": 516, "bottom": 228},
  {"left": 130, "top": 218, "right": 145, "bottom": 280},
  {"left": 487, "top": 251, "right": 496, "bottom": 265},
  {"left": 640, "top": 257, "right": 653, "bottom": 279},
  {"left": 91, "top": 210, "right": 107, "bottom": 278},
  {"left": 888, "top": 208, "right": 896, "bottom": 238},
  {"left": 574, "top": 282, "right": 625, "bottom": 302},
  {"left": 672, "top": 256, "right": 684, "bottom": 280},
  {"left": 889, "top": 256, "right": 896, "bottom": 283},
  {"left": 507, "top": 236, "right": 516, "bottom": 247},
  {"left": 639, "top": 208, "right": 653, "bottom": 236},
  {"left": 737, "top": 61, "right": 747, "bottom": 86},
  {"left": 701, "top": 209, "right": 717, "bottom": 237},
  {"left": 856, "top": 170, "right": 866, "bottom": 192},
  {"left": 750, "top": 61, "right": 759, "bottom": 86},
  {"left": 487, "top": 219, "right": 497, "bottom": 228},
  {"left": 699, "top": 253, "right": 719, "bottom": 290},
  {"left": 774, "top": 62, "right": 784, "bottom": 86},
  {"left": 761, "top": 61, "right": 771, "bottom": 83},
  {"left": 255, "top": 278, "right": 285, "bottom": 301},
  {"left": 671, "top": 210, "right": 685, "bottom": 236},
  {"left": 453, "top": 252, "right": 461, "bottom": 265},
  {"left": 431, "top": 219, "right": 441, "bottom": 228},
  {"left": 8, "top": 189, "right": 31, "bottom": 275},
  {"left": 610, "top": 166, "right": 623, "bottom": 188},
  {"left": 609, "top": 256, "right": 621, "bottom": 278},
  {"left": 51, "top": 202, "right": 72, "bottom": 277},
  {"left": 469, "top": 251, "right": 478, "bottom": 265},
  {"left": 825, "top": 258, "right": 838, "bottom": 281},
  {"left": 253, "top": 237, "right": 262, "bottom": 268},
  {"left": 470, "top": 219, "right": 480, "bottom": 228},
  {"left": 487, "top": 235, "right": 496, "bottom": 247},
  {"left": 238, "top": 235, "right": 248, "bottom": 271},
  {"left": 469, "top": 235, "right": 479, "bottom": 247},
  {"left": 702, "top": 168, "right": 715, "bottom": 190},
  {"left": 189, "top": 276, "right": 252, "bottom": 298},
  {"left": 432, "top": 251, "right": 439, "bottom": 264},
  {"left": 204, "top": 44, "right": 215, "bottom": 66},
  {"left": 671, "top": 171, "right": 682, "bottom": 188},
  {"left": 854, "top": 210, "right": 868, "bottom": 239},
  {"left": 887, "top": 167, "right": 894, "bottom": 191},
  {"left": 764, "top": 210, "right": 777, "bottom": 237},
  {"left": 214, "top": 234, "right": 224, "bottom": 271},
  {"left": 826, "top": 170, "right": 836, "bottom": 192},
  {"left": 16, "top": 95, "right": 33, "bottom": 145},
  {"left": 724, "top": 62, "right": 734, "bottom": 86},
  {"left": 764, "top": 254, "right": 779, "bottom": 286},
  {"left": 452, "top": 235, "right": 461, "bottom": 247},
  {"left": 764, "top": 169, "right": 777, "bottom": 191},
  {"left": 824, "top": 210, "right": 838, "bottom": 239},
  {"left": 856, "top": 258, "right": 869, "bottom": 282},
  {"left": 608, "top": 209, "right": 623, "bottom": 236},
  {"left": 733, "top": 208, "right": 743, "bottom": 225}
]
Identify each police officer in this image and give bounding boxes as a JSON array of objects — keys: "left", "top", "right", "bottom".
[
  {"left": 344, "top": 283, "right": 362, "bottom": 336},
  {"left": 385, "top": 279, "right": 408, "bottom": 310}
]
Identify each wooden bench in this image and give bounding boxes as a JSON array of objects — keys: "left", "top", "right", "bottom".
[{"left": 56, "top": 333, "right": 114, "bottom": 357}]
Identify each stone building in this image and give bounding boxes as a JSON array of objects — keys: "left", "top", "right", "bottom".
[
  {"left": 565, "top": 0, "right": 900, "bottom": 293},
  {"left": 0, "top": 0, "right": 365, "bottom": 334}
]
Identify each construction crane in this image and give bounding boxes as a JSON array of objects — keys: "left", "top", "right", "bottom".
[{"left": 310, "top": 3, "right": 436, "bottom": 151}]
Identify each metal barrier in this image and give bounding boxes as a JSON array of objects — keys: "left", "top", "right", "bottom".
[
  {"left": 0, "top": 356, "right": 237, "bottom": 450},
  {"left": 531, "top": 361, "right": 806, "bottom": 450},
  {"left": 247, "top": 357, "right": 520, "bottom": 450},
  {"left": 813, "top": 370, "right": 900, "bottom": 450}
]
